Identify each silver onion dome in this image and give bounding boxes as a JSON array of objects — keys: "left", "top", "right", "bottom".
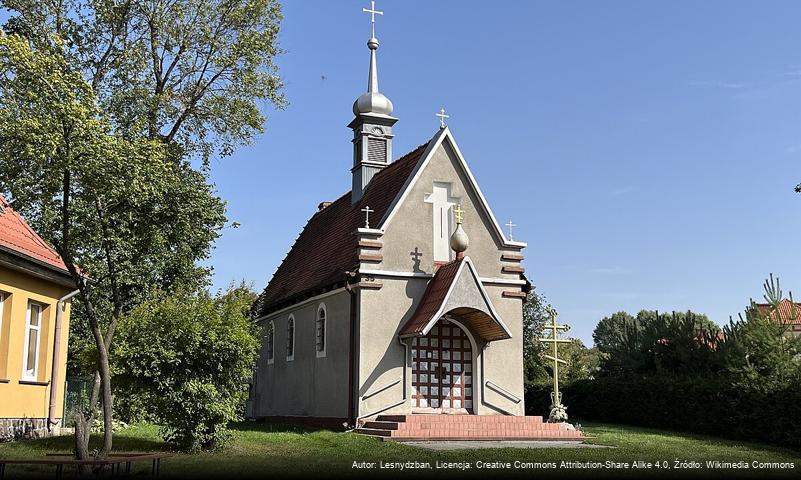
[{"left": 353, "top": 37, "right": 393, "bottom": 116}]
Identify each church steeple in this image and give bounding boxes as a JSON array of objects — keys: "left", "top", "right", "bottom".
[{"left": 349, "top": 1, "right": 397, "bottom": 204}]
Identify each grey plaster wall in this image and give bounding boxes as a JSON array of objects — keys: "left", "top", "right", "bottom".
[
  {"left": 377, "top": 140, "right": 521, "bottom": 281},
  {"left": 356, "top": 138, "right": 526, "bottom": 418},
  {"left": 252, "top": 290, "right": 351, "bottom": 419}
]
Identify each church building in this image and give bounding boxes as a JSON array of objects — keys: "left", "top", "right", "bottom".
[{"left": 249, "top": 4, "right": 537, "bottom": 431}]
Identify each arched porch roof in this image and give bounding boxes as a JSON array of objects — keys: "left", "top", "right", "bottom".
[{"left": 398, "top": 256, "right": 512, "bottom": 342}]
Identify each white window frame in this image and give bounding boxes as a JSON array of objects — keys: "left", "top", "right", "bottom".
[
  {"left": 316, "top": 303, "right": 327, "bottom": 358},
  {"left": 286, "top": 315, "right": 295, "bottom": 362},
  {"left": 265, "top": 321, "right": 275, "bottom": 365},
  {"left": 22, "top": 301, "right": 43, "bottom": 380}
]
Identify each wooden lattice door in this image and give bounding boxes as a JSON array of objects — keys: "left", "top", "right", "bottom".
[{"left": 411, "top": 320, "right": 473, "bottom": 413}]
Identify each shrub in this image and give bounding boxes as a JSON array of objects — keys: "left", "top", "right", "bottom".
[
  {"left": 113, "top": 283, "right": 259, "bottom": 451},
  {"left": 525, "top": 376, "right": 801, "bottom": 448}
]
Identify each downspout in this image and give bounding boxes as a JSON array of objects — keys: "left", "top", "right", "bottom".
[
  {"left": 344, "top": 270, "right": 359, "bottom": 428},
  {"left": 49, "top": 288, "right": 79, "bottom": 431}
]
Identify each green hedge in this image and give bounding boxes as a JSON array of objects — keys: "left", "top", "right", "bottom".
[{"left": 525, "top": 376, "right": 801, "bottom": 449}]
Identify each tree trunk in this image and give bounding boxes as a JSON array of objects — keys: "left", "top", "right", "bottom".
[{"left": 73, "top": 410, "right": 91, "bottom": 475}]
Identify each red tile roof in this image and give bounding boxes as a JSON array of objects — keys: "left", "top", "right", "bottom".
[
  {"left": 0, "top": 195, "right": 69, "bottom": 273},
  {"left": 398, "top": 258, "right": 463, "bottom": 336},
  {"left": 253, "top": 141, "right": 431, "bottom": 315},
  {"left": 755, "top": 299, "right": 801, "bottom": 325}
]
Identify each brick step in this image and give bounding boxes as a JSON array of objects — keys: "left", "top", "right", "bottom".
[{"left": 357, "top": 415, "right": 584, "bottom": 442}]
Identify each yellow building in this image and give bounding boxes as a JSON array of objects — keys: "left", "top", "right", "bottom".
[{"left": 0, "top": 196, "right": 76, "bottom": 440}]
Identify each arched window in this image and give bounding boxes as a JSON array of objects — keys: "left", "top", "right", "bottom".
[
  {"left": 286, "top": 315, "right": 295, "bottom": 361},
  {"left": 265, "top": 321, "right": 274, "bottom": 365},
  {"left": 316, "top": 303, "right": 327, "bottom": 358}
]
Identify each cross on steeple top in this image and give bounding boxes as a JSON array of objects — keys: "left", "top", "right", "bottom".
[
  {"left": 436, "top": 108, "right": 450, "bottom": 129},
  {"left": 362, "top": 1, "right": 383, "bottom": 39}
]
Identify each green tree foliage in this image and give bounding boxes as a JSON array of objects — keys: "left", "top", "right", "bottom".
[
  {"left": 2, "top": 0, "right": 286, "bottom": 164},
  {"left": 523, "top": 292, "right": 600, "bottom": 385},
  {"left": 113, "top": 283, "right": 260, "bottom": 451},
  {"left": 594, "top": 310, "right": 721, "bottom": 375},
  {"left": 522, "top": 290, "right": 550, "bottom": 385}
]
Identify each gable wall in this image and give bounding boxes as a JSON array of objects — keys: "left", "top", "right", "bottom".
[
  {"left": 356, "top": 138, "right": 527, "bottom": 417},
  {"left": 378, "top": 141, "right": 521, "bottom": 280}
]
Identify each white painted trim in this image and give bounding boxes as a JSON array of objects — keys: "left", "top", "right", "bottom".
[
  {"left": 355, "top": 227, "right": 383, "bottom": 236},
  {"left": 266, "top": 320, "right": 275, "bottom": 365},
  {"left": 22, "top": 301, "right": 43, "bottom": 380},
  {"left": 378, "top": 127, "right": 526, "bottom": 249},
  {"left": 418, "top": 257, "right": 512, "bottom": 339},
  {"left": 315, "top": 303, "right": 327, "bottom": 358},
  {"left": 254, "top": 287, "right": 346, "bottom": 323},
  {"left": 359, "top": 269, "right": 526, "bottom": 286},
  {"left": 479, "top": 277, "right": 527, "bottom": 286},
  {"left": 285, "top": 314, "right": 295, "bottom": 362},
  {"left": 359, "top": 269, "right": 432, "bottom": 279}
]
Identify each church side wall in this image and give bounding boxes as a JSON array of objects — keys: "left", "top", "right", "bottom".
[{"left": 252, "top": 290, "right": 351, "bottom": 422}]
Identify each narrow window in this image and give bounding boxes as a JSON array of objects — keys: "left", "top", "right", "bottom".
[
  {"left": 265, "top": 321, "right": 275, "bottom": 365},
  {"left": 316, "top": 304, "right": 327, "bottom": 358},
  {"left": 22, "top": 302, "right": 43, "bottom": 380},
  {"left": 286, "top": 315, "right": 295, "bottom": 361}
]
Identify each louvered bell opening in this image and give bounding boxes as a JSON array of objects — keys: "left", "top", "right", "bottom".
[{"left": 367, "top": 137, "right": 387, "bottom": 163}]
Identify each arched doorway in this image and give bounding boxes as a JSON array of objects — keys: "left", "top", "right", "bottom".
[{"left": 411, "top": 319, "right": 473, "bottom": 414}]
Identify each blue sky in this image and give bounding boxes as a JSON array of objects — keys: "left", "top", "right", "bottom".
[
  {"left": 5, "top": 1, "right": 801, "bottom": 344},
  {"left": 208, "top": 0, "right": 801, "bottom": 344}
]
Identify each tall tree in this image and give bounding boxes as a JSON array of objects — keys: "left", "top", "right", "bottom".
[
  {"left": 3, "top": 0, "right": 286, "bottom": 164},
  {"left": 1, "top": 0, "right": 284, "bottom": 462}
]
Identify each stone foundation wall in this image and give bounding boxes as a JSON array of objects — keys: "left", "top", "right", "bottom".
[{"left": 0, "top": 418, "right": 55, "bottom": 442}]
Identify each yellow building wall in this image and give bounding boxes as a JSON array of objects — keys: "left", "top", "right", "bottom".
[{"left": 0, "top": 264, "right": 73, "bottom": 420}]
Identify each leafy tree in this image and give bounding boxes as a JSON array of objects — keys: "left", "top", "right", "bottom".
[
  {"left": 2, "top": 0, "right": 286, "bottom": 164},
  {"left": 113, "top": 283, "right": 260, "bottom": 451},
  {"left": 0, "top": 32, "right": 226, "bottom": 461},
  {"left": 522, "top": 289, "right": 551, "bottom": 385},
  {"left": 1, "top": 0, "right": 285, "bottom": 461},
  {"left": 592, "top": 311, "right": 636, "bottom": 354},
  {"left": 594, "top": 309, "right": 720, "bottom": 375}
]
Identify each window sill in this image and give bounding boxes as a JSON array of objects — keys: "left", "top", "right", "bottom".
[
  {"left": 316, "top": 351, "right": 326, "bottom": 358},
  {"left": 19, "top": 379, "right": 49, "bottom": 386}
]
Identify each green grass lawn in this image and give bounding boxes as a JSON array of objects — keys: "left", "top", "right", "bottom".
[{"left": 0, "top": 422, "right": 798, "bottom": 478}]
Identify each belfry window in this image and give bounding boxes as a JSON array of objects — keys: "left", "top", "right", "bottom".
[
  {"left": 316, "top": 304, "right": 327, "bottom": 358},
  {"left": 286, "top": 315, "right": 295, "bottom": 361}
]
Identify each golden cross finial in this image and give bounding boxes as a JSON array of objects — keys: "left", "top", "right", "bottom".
[{"left": 454, "top": 204, "right": 464, "bottom": 224}]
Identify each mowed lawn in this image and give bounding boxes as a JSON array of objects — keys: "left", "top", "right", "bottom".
[{"left": 0, "top": 422, "right": 798, "bottom": 478}]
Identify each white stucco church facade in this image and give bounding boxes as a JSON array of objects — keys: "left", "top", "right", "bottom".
[{"left": 248, "top": 4, "right": 531, "bottom": 429}]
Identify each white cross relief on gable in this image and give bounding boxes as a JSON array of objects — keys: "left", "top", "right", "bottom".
[{"left": 424, "top": 182, "right": 459, "bottom": 262}]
